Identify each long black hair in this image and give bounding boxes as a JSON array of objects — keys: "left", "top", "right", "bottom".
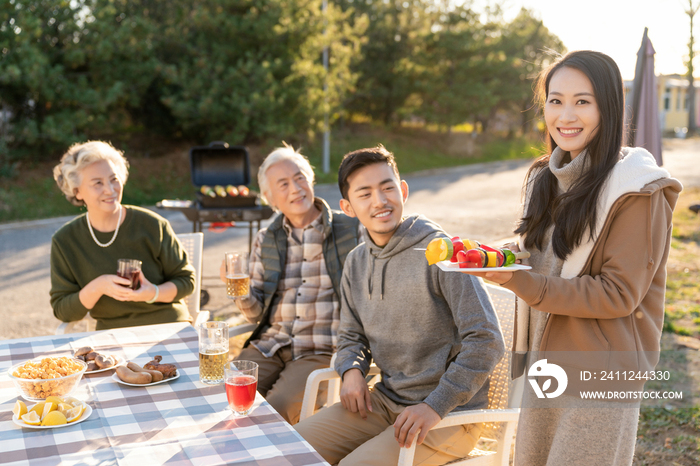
[{"left": 515, "top": 50, "right": 625, "bottom": 259}]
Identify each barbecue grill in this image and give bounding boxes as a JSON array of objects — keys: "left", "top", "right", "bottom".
[
  {"left": 156, "top": 141, "right": 274, "bottom": 251},
  {"left": 156, "top": 142, "right": 275, "bottom": 307}
]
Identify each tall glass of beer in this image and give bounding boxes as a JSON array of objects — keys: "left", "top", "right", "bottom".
[
  {"left": 224, "top": 252, "right": 250, "bottom": 300},
  {"left": 198, "top": 321, "right": 229, "bottom": 385}
]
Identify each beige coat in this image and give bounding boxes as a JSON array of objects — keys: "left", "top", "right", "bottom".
[{"left": 503, "top": 148, "right": 683, "bottom": 391}]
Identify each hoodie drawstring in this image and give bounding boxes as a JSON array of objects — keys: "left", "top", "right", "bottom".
[
  {"left": 380, "top": 260, "right": 389, "bottom": 300},
  {"left": 368, "top": 254, "right": 375, "bottom": 300},
  {"left": 367, "top": 253, "right": 390, "bottom": 300}
]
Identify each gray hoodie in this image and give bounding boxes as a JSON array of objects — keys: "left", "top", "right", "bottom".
[{"left": 335, "top": 214, "right": 505, "bottom": 417}]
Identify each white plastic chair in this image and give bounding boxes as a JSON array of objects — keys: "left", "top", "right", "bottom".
[
  {"left": 56, "top": 232, "right": 208, "bottom": 334},
  {"left": 177, "top": 232, "right": 209, "bottom": 327},
  {"left": 299, "top": 283, "right": 520, "bottom": 466}
]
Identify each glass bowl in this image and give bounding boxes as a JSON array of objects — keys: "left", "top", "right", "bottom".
[{"left": 8, "top": 357, "right": 87, "bottom": 402}]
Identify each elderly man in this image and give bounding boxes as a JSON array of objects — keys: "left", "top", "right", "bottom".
[{"left": 221, "top": 144, "right": 361, "bottom": 424}]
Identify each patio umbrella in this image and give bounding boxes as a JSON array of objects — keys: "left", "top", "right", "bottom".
[{"left": 630, "top": 27, "right": 663, "bottom": 166}]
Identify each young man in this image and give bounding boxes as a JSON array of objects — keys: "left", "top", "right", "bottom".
[
  {"left": 295, "top": 146, "right": 505, "bottom": 465},
  {"left": 220, "top": 145, "right": 361, "bottom": 424}
]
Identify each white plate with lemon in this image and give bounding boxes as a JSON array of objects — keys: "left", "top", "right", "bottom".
[{"left": 11, "top": 397, "right": 91, "bottom": 429}]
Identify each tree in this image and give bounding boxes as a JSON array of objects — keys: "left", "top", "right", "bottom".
[
  {"left": 148, "top": 0, "right": 367, "bottom": 143},
  {"left": 411, "top": 3, "right": 497, "bottom": 130},
  {"left": 685, "top": 0, "right": 699, "bottom": 136},
  {"left": 336, "top": 0, "right": 433, "bottom": 126},
  {"left": 488, "top": 8, "right": 565, "bottom": 135},
  {"left": 1, "top": 0, "right": 367, "bottom": 160},
  {"left": 0, "top": 0, "right": 93, "bottom": 155}
]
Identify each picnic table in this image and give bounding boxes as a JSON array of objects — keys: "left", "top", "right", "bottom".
[{"left": 0, "top": 322, "right": 328, "bottom": 466}]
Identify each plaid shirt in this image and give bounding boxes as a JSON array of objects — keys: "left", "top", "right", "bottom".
[{"left": 236, "top": 212, "right": 339, "bottom": 359}]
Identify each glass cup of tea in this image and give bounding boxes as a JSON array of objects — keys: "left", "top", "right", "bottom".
[
  {"left": 198, "top": 321, "right": 229, "bottom": 385},
  {"left": 117, "top": 259, "right": 142, "bottom": 290},
  {"left": 225, "top": 360, "right": 258, "bottom": 416},
  {"left": 224, "top": 252, "right": 250, "bottom": 300}
]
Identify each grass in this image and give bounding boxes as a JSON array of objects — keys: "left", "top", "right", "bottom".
[
  {"left": 300, "top": 125, "right": 542, "bottom": 185},
  {"left": 0, "top": 124, "right": 543, "bottom": 224},
  {"left": 635, "top": 337, "right": 700, "bottom": 465},
  {"left": 663, "top": 186, "right": 700, "bottom": 338},
  {"left": 633, "top": 188, "right": 700, "bottom": 465}
]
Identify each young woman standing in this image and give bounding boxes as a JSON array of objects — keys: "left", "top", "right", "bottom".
[{"left": 472, "top": 51, "right": 682, "bottom": 465}]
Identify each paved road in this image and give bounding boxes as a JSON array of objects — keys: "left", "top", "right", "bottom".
[{"left": 1, "top": 139, "right": 697, "bottom": 340}]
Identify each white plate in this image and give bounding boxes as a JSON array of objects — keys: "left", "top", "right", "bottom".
[
  {"left": 13, "top": 404, "right": 92, "bottom": 429},
  {"left": 436, "top": 261, "right": 532, "bottom": 273},
  {"left": 111, "top": 370, "right": 180, "bottom": 387},
  {"left": 85, "top": 356, "right": 124, "bottom": 374}
]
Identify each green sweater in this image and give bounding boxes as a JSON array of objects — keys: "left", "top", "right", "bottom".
[{"left": 50, "top": 205, "right": 195, "bottom": 330}]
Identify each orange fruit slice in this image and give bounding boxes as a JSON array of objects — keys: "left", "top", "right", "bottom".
[
  {"left": 41, "top": 411, "right": 67, "bottom": 426},
  {"left": 425, "top": 238, "right": 453, "bottom": 265},
  {"left": 21, "top": 411, "right": 41, "bottom": 425},
  {"left": 13, "top": 400, "right": 27, "bottom": 418}
]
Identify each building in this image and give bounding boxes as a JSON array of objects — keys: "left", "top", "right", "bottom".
[
  {"left": 624, "top": 74, "right": 700, "bottom": 137},
  {"left": 655, "top": 74, "right": 699, "bottom": 135}
]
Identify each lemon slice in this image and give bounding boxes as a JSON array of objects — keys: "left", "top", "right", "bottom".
[
  {"left": 13, "top": 400, "right": 28, "bottom": 418},
  {"left": 21, "top": 411, "right": 41, "bottom": 425},
  {"left": 64, "top": 396, "right": 82, "bottom": 407},
  {"left": 41, "top": 401, "right": 58, "bottom": 420},
  {"left": 64, "top": 405, "right": 83, "bottom": 423},
  {"left": 45, "top": 396, "right": 64, "bottom": 405},
  {"left": 29, "top": 402, "right": 46, "bottom": 417},
  {"left": 58, "top": 402, "right": 73, "bottom": 412},
  {"left": 41, "top": 411, "right": 67, "bottom": 426}
]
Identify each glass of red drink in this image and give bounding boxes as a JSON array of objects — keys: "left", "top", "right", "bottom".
[
  {"left": 117, "top": 259, "right": 142, "bottom": 290},
  {"left": 224, "top": 360, "right": 258, "bottom": 416}
]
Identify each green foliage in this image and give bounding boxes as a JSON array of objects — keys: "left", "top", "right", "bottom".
[
  {"left": 1, "top": 0, "right": 367, "bottom": 160},
  {"left": 337, "top": 2, "right": 565, "bottom": 131},
  {"left": 1, "top": 1, "right": 565, "bottom": 165},
  {"left": 336, "top": 0, "right": 433, "bottom": 125},
  {"left": 412, "top": 4, "right": 497, "bottom": 128},
  {"left": 1, "top": 0, "right": 91, "bottom": 153}
]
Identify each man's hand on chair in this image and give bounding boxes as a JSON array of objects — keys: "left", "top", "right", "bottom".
[
  {"left": 394, "top": 403, "right": 440, "bottom": 448},
  {"left": 340, "top": 368, "right": 372, "bottom": 419}
]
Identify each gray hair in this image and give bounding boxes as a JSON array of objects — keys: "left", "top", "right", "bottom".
[
  {"left": 257, "top": 143, "right": 315, "bottom": 209},
  {"left": 53, "top": 141, "right": 130, "bottom": 206}
]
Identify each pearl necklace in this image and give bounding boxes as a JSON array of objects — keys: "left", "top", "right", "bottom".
[{"left": 86, "top": 205, "right": 122, "bottom": 248}]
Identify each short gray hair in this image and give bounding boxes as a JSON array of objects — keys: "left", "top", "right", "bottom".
[
  {"left": 257, "top": 143, "right": 315, "bottom": 208},
  {"left": 53, "top": 141, "right": 130, "bottom": 206}
]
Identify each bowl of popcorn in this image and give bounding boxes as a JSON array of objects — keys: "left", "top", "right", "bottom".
[{"left": 8, "top": 356, "right": 87, "bottom": 402}]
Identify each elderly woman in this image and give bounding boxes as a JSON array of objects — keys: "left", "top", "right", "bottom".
[{"left": 51, "top": 141, "right": 195, "bottom": 329}]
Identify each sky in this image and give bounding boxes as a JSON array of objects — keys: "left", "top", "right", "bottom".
[{"left": 475, "top": 0, "right": 693, "bottom": 80}]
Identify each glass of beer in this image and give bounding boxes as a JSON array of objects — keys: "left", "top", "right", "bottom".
[
  {"left": 117, "top": 259, "right": 142, "bottom": 290},
  {"left": 198, "top": 321, "right": 229, "bottom": 385},
  {"left": 225, "top": 360, "right": 258, "bottom": 416},
  {"left": 224, "top": 252, "right": 250, "bottom": 300}
]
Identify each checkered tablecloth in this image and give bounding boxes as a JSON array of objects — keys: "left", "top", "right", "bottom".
[{"left": 0, "top": 322, "right": 329, "bottom": 466}]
